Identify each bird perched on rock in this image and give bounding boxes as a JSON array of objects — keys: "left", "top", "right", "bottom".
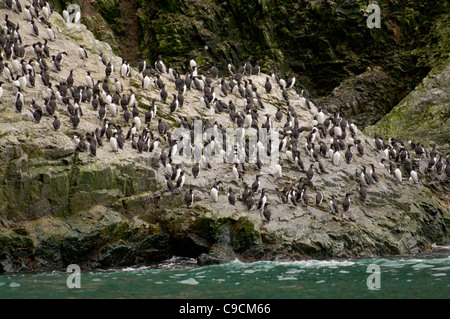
[
  {"left": 185, "top": 188, "right": 194, "bottom": 208},
  {"left": 251, "top": 175, "right": 261, "bottom": 193},
  {"left": 343, "top": 192, "right": 353, "bottom": 213},
  {"left": 345, "top": 145, "right": 353, "bottom": 164},
  {"left": 306, "top": 164, "right": 315, "bottom": 181},
  {"left": 210, "top": 182, "right": 220, "bottom": 202},
  {"left": 245, "top": 191, "right": 255, "bottom": 210},
  {"left": 359, "top": 183, "right": 367, "bottom": 201},
  {"left": 52, "top": 115, "right": 60, "bottom": 131},
  {"left": 228, "top": 187, "right": 236, "bottom": 205},
  {"left": 330, "top": 195, "right": 339, "bottom": 215},
  {"left": 263, "top": 203, "right": 271, "bottom": 222},
  {"left": 165, "top": 174, "right": 174, "bottom": 193},
  {"left": 315, "top": 191, "right": 323, "bottom": 205}
]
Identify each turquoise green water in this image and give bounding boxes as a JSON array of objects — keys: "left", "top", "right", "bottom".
[{"left": 0, "top": 251, "right": 449, "bottom": 299}]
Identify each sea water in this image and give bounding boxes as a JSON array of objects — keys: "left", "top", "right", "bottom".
[{"left": 0, "top": 249, "right": 449, "bottom": 299}]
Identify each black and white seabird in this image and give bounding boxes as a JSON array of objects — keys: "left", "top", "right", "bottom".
[
  {"left": 210, "top": 64, "right": 219, "bottom": 79},
  {"left": 31, "top": 100, "right": 43, "bottom": 123},
  {"left": 445, "top": 156, "right": 450, "bottom": 178},
  {"left": 185, "top": 188, "right": 194, "bottom": 208},
  {"left": 74, "top": 134, "right": 87, "bottom": 152},
  {"left": 210, "top": 182, "right": 220, "bottom": 202},
  {"left": 263, "top": 203, "right": 271, "bottom": 222},
  {"left": 52, "top": 115, "right": 60, "bottom": 131},
  {"left": 30, "top": 19, "right": 39, "bottom": 36},
  {"left": 245, "top": 191, "right": 255, "bottom": 210},
  {"left": 345, "top": 145, "right": 353, "bottom": 164},
  {"left": 355, "top": 139, "right": 364, "bottom": 156},
  {"left": 227, "top": 59, "right": 236, "bottom": 76},
  {"left": 435, "top": 156, "right": 443, "bottom": 174},
  {"left": 232, "top": 163, "right": 242, "bottom": 181},
  {"left": 306, "top": 164, "right": 315, "bottom": 181},
  {"left": 169, "top": 93, "right": 179, "bottom": 113},
  {"left": 370, "top": 164, "right": 379, "bottom": 183},
  {"left": 165, "top": 174, "right": 174, "bottom": 193},
  {"left": 192, "top": 162, "right": 200, "bottom": 178},
  {"left": 315, "top": 191, "right": 323, "bottom": 205},
  {"left": 359, "top": 183, "right": 367, "bottom": 201},
  {"left": 176, "top": 171, "right": 186, "bottom": 188},
  {"left": 258, "top": 189, "right": 267, "bottom": 210},
  {"left": 390, "top": 164, "right": 402, "bottom": 183},
  {"left": 110, "top": 132, "right": 119, "bottom": 153},
  {"left": 360, "top": 166, "right": 370, "bottom": 186},
  {"left": 87, "top": 134, "right": 97, "bottom": 157},
  {"left": 228, "top": 187, "right": 236, "bottom": 205},
  {"left": 275, "top": 108, "right": 283, "bottom": 122},
  {"left": 409, "top": 167, "right": 419, "bottom": 184},
  {"left": 265, "top": 77, "right": 272, "bottom": 94},
  {"left": 301, "top": 186, "right": 309, "bottom": 206},
  {"left": 332, "top": 149, "right": 341, "bottom": 166},
  {"left": 343, "top": 192, "right": 353, "bottom": 213},
  {"left": 46, "top": 24, "right": 56, "bottom": 42},
  {"left": 78, "top": 45, "right": 88, "bottom": 59},
  {"left": 251, "top": 174, "right": 261, "bottom": 193},
  {"left": 330, "top": 195, "right": 339, "bottom": 215},
  {"left": 158, "top": 118, "right": 168, "bottom": 136}
]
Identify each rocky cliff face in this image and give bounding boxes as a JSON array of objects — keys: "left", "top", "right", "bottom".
[
  {"left": 0, "top": 3, "right": 448, "bottom": 273},
  {"left": 51, "top": 0, "right": 449, "bottom": 129},
  {"left": 134, "top": 0, "right": 448, "bottom": 126}
]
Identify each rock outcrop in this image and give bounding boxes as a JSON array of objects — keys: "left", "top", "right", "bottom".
[
  {"left": 365, "top": 60, "right": 450, "bottom": 153},
  {"left": 0, "top": 3, "right": 448, "bottom": 273}
]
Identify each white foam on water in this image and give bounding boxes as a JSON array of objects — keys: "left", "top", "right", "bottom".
[
  {"left": 272, "top": 259, "right": 355, "bottom": 268},
  {"left": 431, "top": 273, "right": 447, "bottom": 277},
  {"left": 9, "top": 282, "right": 20, "bottom": 288},
  {"left": 213, "top": 279, "right": 225, "bottom": 282},
  {"left": 412, "top": 263, "right": 434, "bottom": 269},
  {"left": 378, "top": 259, "right": 408, "bottom": 268},
  {"left": 121, "top": 267, "right": 141, "bottom": 272},
  {"left": 432, "top": 266, "right": 450, "bottom": 271},
  {"left": 178, "top": 278, "right": 199, "bottom": 285},
  {"left": 316, "top": 280, "right": 326, "bottom": 284},
  {"left": 92, "top": 278, "right": 101, "bottom": 282},
  {"left": 339, "top": 270, "right": 350, "bottom": 273},
  {"left": 285, "top": 268, "right": 305, "bottom": 274},
  {"left": 277, "top": 276, "right": 297, "bottom": 281},
  {"left": 379, "top": 258, "right": 433, "bottom": 269}
]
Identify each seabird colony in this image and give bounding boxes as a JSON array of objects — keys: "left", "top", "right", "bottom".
[{"left": 1, "top": 1, "right": 448, "bottom": 223}]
